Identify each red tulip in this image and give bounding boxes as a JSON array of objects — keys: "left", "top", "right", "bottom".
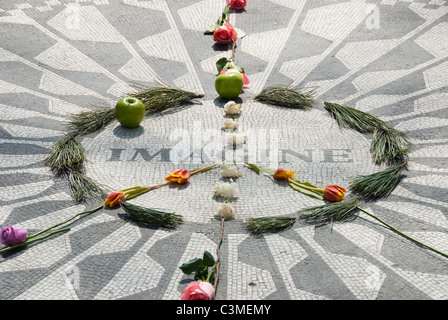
[
  {"left": 181, "top": 281, "right": 215, "bottom": 300},
  {"left": 104, "top": 191, "right": 125, "bottom": 207},
  {"left": 323, "top": 185, "right": 346, "bottom": 202},
  {"left": 213, "top": 23, "right": 238, "bottom": 44},
  {"left": 165, "top": 169, "right": 191, "bottom": 184},
  {"left": 227, "top": 0, "right": 247, "bottom": 10},
  {"left": 273, "top": 168, "right": 296, "bottom": 180}
]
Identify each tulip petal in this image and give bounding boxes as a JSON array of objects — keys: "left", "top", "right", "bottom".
[{"left": 323, "top": 185, "right": 346, "bottom": 202}]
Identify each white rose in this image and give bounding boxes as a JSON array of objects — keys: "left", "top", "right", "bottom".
[
  {"left": 224, "top": 101, "right": 242, "bottom": 115},
  {"left": 213, "top": 181, "right": 239, "bottom": 198},
  {"left": 221, "top": 161, "right": 242, "bottom": 178},
  {"left": 222, "top": 118, "right": 238, "bottom": 130},
  {"left": 214, "top": 202, "right": 235, "bottom": 219},
  {"left": 226, "top": 133, "right": 246, "bottom": 146}
]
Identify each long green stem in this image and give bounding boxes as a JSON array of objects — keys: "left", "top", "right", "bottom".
[
  {"left": 27, "top": 205, "right": 103, "bottom": 240},
  {"left": 123, "top": 183, "right": 167, "bottom": 202},
  {"left": 357, "top": 207, "right": 448, "bottom": 259},
  {"left": 0, "top": 227, "right": 70, "bottom": 253},
  {"left": 123, "top": 162, "right": 220, "bottom": 202},
  {"left": 288, "top": 178, "right": 323, "bottom": 192},
  {"left": 190, "top": 161, "right": 221, "bottom": 176}
]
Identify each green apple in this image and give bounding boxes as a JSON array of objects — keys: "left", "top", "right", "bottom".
[
  {"left": 115, "top": 97, "right": 145, "bottom": 128},
  {"left": 215, "top": 72, "right": 244, "bottom": 99}
]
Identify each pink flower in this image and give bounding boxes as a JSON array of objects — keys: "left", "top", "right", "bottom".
[
  {"left": 220, "top": 69, "right": 250, "bottom": 88},
  {"left": 180, "top": 281, "right": 215, "bottom": 300},
  {"left": 1, "top": 226, "right": 28, "bottom": 247},
  {"left": 227, "top": 0, "right": 247, "bottom": 10},
  {"left": 213, "top": 23, "right": 238, "bottom": 44}
]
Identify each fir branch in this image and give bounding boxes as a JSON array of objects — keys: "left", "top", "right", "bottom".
[
  {"left": 68, "top": 85, "right": 203, "bottom": 136},
  {"left": 371, "top": 126, "right": 412, "bottom": 165},
  {"left": 43, "top": 135, "right": 86, "bottom": 175},
  {"left": 245, "top": 216, "right": 296, "bottom": 235},
  {"left": 68, "top": 170, "right": 107, "bottom": 203},
  {"left": 323, "top": 102, "right": 385, "bottom": 133},
  {"left": 255, "top": 85, "right": 315, "bottom": 110},
  {"left": 129, "top": 85, "right": 204, "bottom": 115},
  {"left": 299, "top": 197, "right": 360, "bottom": 224},
  {"left": 119, "top": 200, "right": 183, "bottom": 228},
  {"left": 67, "top": 107, "right": 116, "bottom": 136},
  {"left": 349, "top": 160, "right": 407, "bottom": 199},
  {"left": 299, "top": 198, "right": 448, "bottom": 259}
]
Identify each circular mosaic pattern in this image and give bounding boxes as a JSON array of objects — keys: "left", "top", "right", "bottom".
[{"left": 1, "top": 0, "right": 448, "bottom": 300}]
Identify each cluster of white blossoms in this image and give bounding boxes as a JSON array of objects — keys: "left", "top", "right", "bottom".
[
  {"left": 220, "top": 161, "right": 242, "bottom": 178},
  {"left": 215, "top": 101, "right": 244, "bottom": 220},
  {"left": 222, "top": 118, "right": 238, "bottom": 130},
  {"left": 224, "top": 101, "right": 242, "bottom": 115},
  {"left": 226, "top": 133, "right": 246, "bottom": 146},
  {"left": 213, "top": 180, "right": 239, "bottom": 198},
  {"left": 214, "top": 202, "right": 236, "bottom": 220}
]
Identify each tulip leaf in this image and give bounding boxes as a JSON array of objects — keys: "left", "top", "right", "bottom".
[
  {"left": 295, "top": 180, "right": 323, "bottom": 193},
  {"left": 245, "top": 162, "right": 275, "bottom": 175},
  {"left": 246, "top": 163, "right": 261, "bottom": 174},
  {"left": 258, "top": 166, "right": 275, "bottom": 175},
  {"left": 289, "top": 179, "right": 324, "bottom": 200},
  {"left": 203, "top": 251, "right": 215, "bottom": 267}
]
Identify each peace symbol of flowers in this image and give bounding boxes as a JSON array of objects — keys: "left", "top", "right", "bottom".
[{"left": 1, "top": 0, "right": 447, "bottom": 305}]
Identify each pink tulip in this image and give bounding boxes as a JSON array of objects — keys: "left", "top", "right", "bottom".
[{"left": 1, "top": 226, "right": 28, "bottom": 247}]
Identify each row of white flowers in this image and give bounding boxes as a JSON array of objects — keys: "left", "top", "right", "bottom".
[{"left": 213, "top": 100, "right": 245, "bottom": 219}]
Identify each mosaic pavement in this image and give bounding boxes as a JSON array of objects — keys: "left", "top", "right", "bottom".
[{"left": 0, "top": 0, "right": 448, "bottom": 300}]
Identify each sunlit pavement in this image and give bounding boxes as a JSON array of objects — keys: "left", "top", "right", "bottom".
[{"left": 1, "top": 0, "right": 448, "bottom": 300}]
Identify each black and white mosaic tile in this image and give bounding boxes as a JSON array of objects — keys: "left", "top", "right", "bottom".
[{"left": 1, "top": 0, "right": 448, "bottom": 300}]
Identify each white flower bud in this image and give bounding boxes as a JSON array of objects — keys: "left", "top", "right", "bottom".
[
  {"left": 213, "top": 180, "right": 239, "bottom": 198},
  {"left": 226, "top": 133, "right": 246, "bottom": 146},
  {"left": 221, "top": 161, "right": 242, "bottom": 178},
  {"left": 222, "top": 118, "right": 238, "bottom": 130},
  {"left": 224, "top": 101, "right": 242, "bottom": 115},
  {"left": 214, "top": 202, "right": 235, "bottom": 219}
]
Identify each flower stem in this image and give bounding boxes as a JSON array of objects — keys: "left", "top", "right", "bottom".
[
  {"left": 190, "top": 161, "right": 221, "bottom": 176},
  {"left": 288, "top": 178, "right": 324, "bottom": 193},
  {"left": 357, "top": 207, "right": 448, "bottom": 259},
  {"left": 0, "top": 227, "right": 70, "bottom": 253},
  {"left": 212, "top": 218, "right": 225, "bottom": 299},
  {"left": 123, "top": 183, "right": 167, "bottom": 202},
  {"left": 27, "top": 205, "right": 103, "bottom": 240},
  {"left": 120, "top": 186, "right": 143, "bottom": 192},
  {"left": 205, "top": 265, "right": 215, "bottom": 283}
]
